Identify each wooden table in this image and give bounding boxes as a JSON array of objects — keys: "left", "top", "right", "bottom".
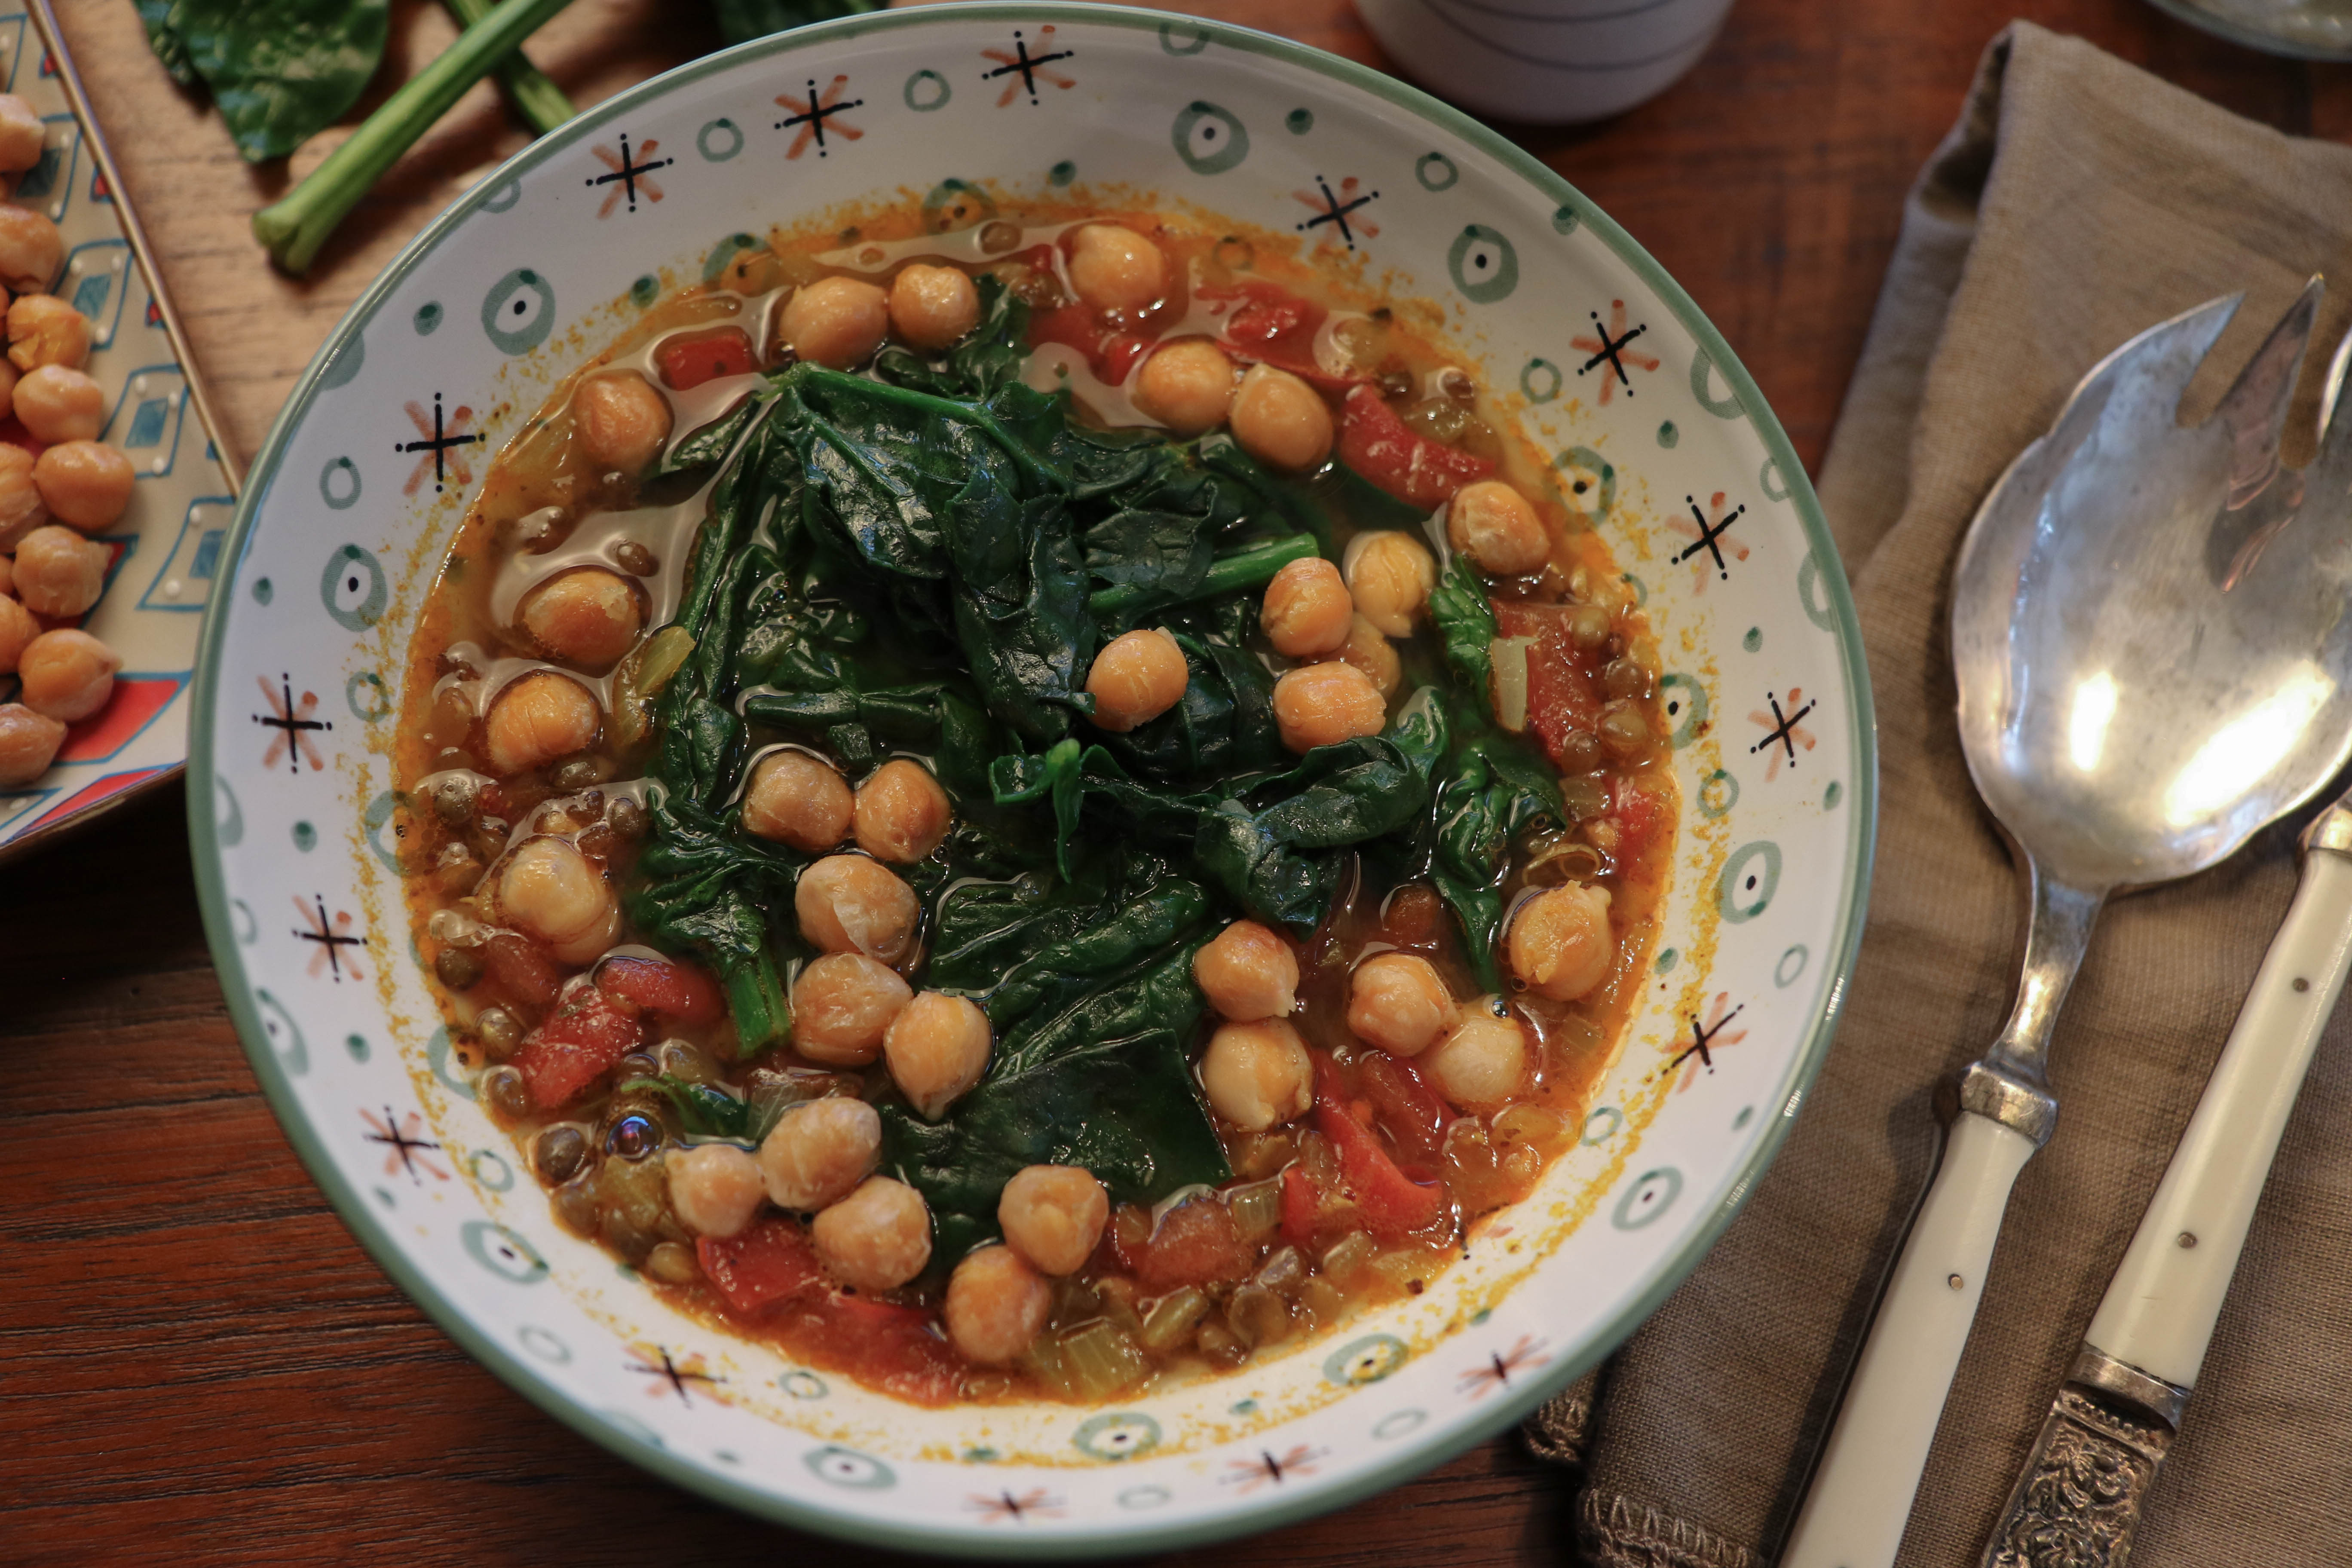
[{"left": 6, "top": 2, "right": 2343, "bottom": 1561}]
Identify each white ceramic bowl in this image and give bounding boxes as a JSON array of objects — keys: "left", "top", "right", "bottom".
[
  {"left": 188, "top": 5, "right": 1871, "bottom": 1555},
  {"left": 1353, "top": 0, "right": 1736, "bottom": 124}
]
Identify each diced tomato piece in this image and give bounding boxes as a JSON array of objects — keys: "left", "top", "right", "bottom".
[
  {"left": 1097, "top": 331, "right": 1153, "bottom": 384},
  {"left": 698, "top": 1215, "right": 828, "bottom": 1316},
  {"left": 594, "top": 953, "right": 723, "bottom": 1028},
  {"left": 1028, "top": 300, "right": 1160, "bottom": 386},
  {"left": 1608, "top": 774, "right": 1669, "bottom": 865},
  {"left": 656, "top": 328, "right": 757, "bottom": 391},
  {"left": 1357, "top": 1052, "right": 1452, "bottom": 1164},
  {"left": 513, "top": 989, "right": 644, "bottom": 1110},
  {"left": 479, "top": 930, "right": 562, "bottom": 1007},
  {"left": 1311, "top": 1054, "right": 1445, "bottom": 1237},
  {"left": 1498, "top": 601, "right": 1603, "bottom": 772},
  {"left": 1136, "top": 1197, "right": 1252, "bottom": 1290},
  {"left": 1338, "top": 383, "right": 1494, "bottom": 507},
  {"left": 1197, "top": 278, "right": 1364, "bottom": 394},
  {"left": 700, "top": 1218, "right": 962, "bottom": 1402},
  {"left": 1210, "top": 279, "right": 1322, "bottom": 349}
]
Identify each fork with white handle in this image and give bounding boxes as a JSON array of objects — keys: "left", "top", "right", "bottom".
[{"left": 1972, "top": 788, "right": 2352, "bottom": 1566}]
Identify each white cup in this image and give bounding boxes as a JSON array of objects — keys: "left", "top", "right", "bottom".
[{"left": 1352, "top": 0, "right": 1735, "bottom": 123}]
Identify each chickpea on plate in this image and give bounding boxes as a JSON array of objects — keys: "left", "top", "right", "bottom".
[
  {"left": 395, "top": 202, "right": 1676, "bottom": 1405},
  {"left": 0, "top": 92, "right": 140, "bottom": 786}
]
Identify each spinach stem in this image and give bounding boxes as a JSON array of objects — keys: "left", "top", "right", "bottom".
[
  {"left": 253, "top": 0, "right": 580, "bottom": 275},
  {"left": 1088, "top": 533, "right": 1318, "bottom": 619},
  {"left": 443, "top": 0, "right": 575, "bottom": 136}
]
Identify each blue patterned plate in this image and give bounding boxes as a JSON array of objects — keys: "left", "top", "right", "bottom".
[
  {"left": 187, "top": 5, "right": 1873, "bottom": 1554},
  {"left": 0, "top": 0, "right": 241, "bottom": 864}
]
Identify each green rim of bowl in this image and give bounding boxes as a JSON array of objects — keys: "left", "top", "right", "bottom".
[{"left": 185, "top": 3, "right": 1878, "bottom": 1556}]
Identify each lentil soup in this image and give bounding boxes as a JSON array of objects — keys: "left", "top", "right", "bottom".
[{"left": 394, "top": 200, "right": 1677, "bottom": 1407}]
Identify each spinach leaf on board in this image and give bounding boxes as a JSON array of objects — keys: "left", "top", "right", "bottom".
[{"left": 142, "top": 0, "right": 390, "bottom": 162}]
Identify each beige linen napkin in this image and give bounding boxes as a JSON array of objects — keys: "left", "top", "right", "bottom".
[{"left": 1539, "top": 21, "right": 2352, "bottom": 1565}]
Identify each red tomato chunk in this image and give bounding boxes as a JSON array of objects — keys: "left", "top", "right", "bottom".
[
  {"left": 1338, "top": 382, "right": 1494, "bottom": 507},
  {"left": 593, "top": 953, "right": 723, "bottom": 1028},
  {"left": 514, "top": 989, "right": 643, "bottom": 1110},
  {"left": 1497, "top": 601, "right": 1603, "bottom": 772},
  {"left": 657, "top": 328, "right": 757, "bottom": 391}
]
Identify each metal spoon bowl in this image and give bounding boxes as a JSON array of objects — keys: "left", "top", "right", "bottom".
[{"left": 1955, "top": 285, "right": 2352, "bottom": 893}]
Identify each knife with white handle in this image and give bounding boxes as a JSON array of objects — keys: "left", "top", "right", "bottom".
[{"left": 1977, "top": 800, "right": 2352, "bottom": 1568}]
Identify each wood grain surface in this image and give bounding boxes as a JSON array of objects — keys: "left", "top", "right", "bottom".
[{"left": 4, "top": 3, "right": 2344, "bottom": 1563}]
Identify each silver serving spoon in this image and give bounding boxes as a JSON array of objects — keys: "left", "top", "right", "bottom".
[{"left": 1783, "top": 280, "right": 2352, "bottom": 1568}]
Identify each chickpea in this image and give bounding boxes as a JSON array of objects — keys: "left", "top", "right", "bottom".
[
  {"left": 1085, "top": 626, "right": 1188, "bottom": 732},
  {"left": 888, "top": 263, "right": 980, "bottom": 350},
  {"left": 663, "top": 1143, "right": 766, "bottom": 1239},
  {"left": 1338, "top": 612, "right": 1401, "bottom": 697},
  {"left": 0, "top": 95, "right": 44, "bottom": 172},
  {"left": 0, "top": 592, "right": 31, "bottom": 673},
  {"left": 11, "top": 525, "right": 105, "bottom": 617},
  {"left": 481, "top": 670, "right": 600, "bottom": 777},
  {"left": 1424, "top": 1007, "right": 1528, "bottom": 1108},
  {"left": 1066, "top": 224, "right": 1166, "bottom": 317},
  {"left": 1273, "top": 661, "right": 1387, "bottom": 753},
  {"left": 7, "top": 294, "right": 88, "bottom": 372},
  {"left": 1259, "top": 556, "right": 1353, "bottom": 659},
  {"left": 572, "top": 371, "right": 672, "bottom": 476},
  {"left": 16, "top": 627, "right": 116, "bottom": 722},
  {"left": 1347, "top": 952, "right": 1454, "bottom": 1057},
  {"left": 33, "top": 441, "right": 134, "bottom": 532},
  {"left": 792, "top": 952, "right": 913, "bottom": 1065},
  {"left": 759, "top": 1096, "right": 881, "bottom": 1210},
  {"left": 742, "top": 750, "right": 853, "bottom": 852},
  {"left": 0, "top": 361, "right": 19, "bottom": 417},
  {"left": 495, "top": 835, "right": 619, "bottom": 964},
  {"left": 1346, "top": 531, "right": 1436, "bottom": 637},
  {"left": 854, "top": 758, "right": 952, "bottom": 863},
  {"left": 1507, "top": 883, "right": 1615, "bottom": 1001},
  {"left": 998, "top": 1164, "right": 1109, "bottom": 1275},
  {"left": 1192, "top": 919, "right": 1298, "bottom": 1021},
  {"left": 0, "top": 206, "right": 60, "bottom": 293},
  {"left": 518, "top": 566, "right": 643, "bottom": 671},
  {"left": 884, "top": 990, "right": 991, "bottom": 1119},
  {"left": 1200, "top": 1019, "right": 1313, "bottom": 1132},
  {"left": 1133, "top": 338, "right": 1237, "bottom": 435},
  {"left": 13, "top": 364, "right": 103, "bottom": 444},
  {"left": 0, "top": 701, "right": 64, "bottom": 785},
  {"left": 0, "top": 443, "right": 46, "bottom": 543},
  {"left": 1229, "top": 364, "right": 1333, "bottom": 472},
  {"left": 943, "top": 1245, "right": 1052, "bottom": 1363},
  {"left": 782, "top": 276, "right": 890, "bottom": 369},
  {"left": 794, "top": 853, "right": 919, "bottom": 963},
  {"left": 1447, "top": 480, "right": 1550, "bottom": 576},
  {"left": 811, "top": 1175, "right": 933, "bottom": 1292}
]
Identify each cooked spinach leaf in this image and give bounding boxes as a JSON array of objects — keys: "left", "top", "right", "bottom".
[
  {"left": 1430, "top": 735, "right": 1565, "bottom": 991},
  {"left": 879, "top": 938, "right": 1229, "bottom": 1262},
  {"left": 638, "top": 318, "right": 1585, "bottom": 1237},
  {"left": 1428, "top": 551, "right": 1501, "bottom": 724}
]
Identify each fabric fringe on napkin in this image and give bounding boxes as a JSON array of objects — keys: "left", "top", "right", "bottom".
[{"left": 1531, "top": 21, "right": 2352, "bottom": 1565}]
